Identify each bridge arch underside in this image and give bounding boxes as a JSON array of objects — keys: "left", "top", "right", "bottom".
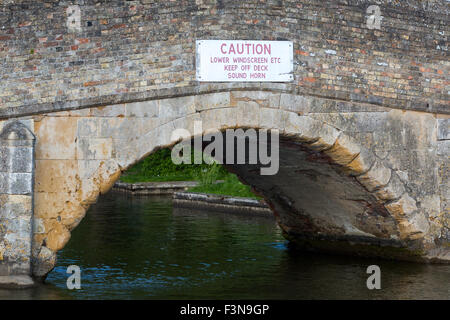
[{"left": 15, "top": 90, "right": 447, "bottom": 278}]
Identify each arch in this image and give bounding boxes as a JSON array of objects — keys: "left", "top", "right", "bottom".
[
  {"left": 30, "top": 91, "right": 448, "bottom": 277},
  {"left": 0, "top": 121, "right": 36, "bottom": 143}
]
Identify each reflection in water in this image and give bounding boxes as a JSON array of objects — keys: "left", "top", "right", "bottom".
[{"left": 2, "top": 192, "right": 449, "bottom": 299}]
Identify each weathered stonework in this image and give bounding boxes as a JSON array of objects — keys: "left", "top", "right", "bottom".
[
  {"left": 0, "top": 121, "right": 35, "bottom": 287},
  {"left": 0, "top": 90, "right": 447, "bottom": 281},
  {"left": 113, "top": 181, "right": 200, "bottom": 195},
  {"left": 0, "top": 0, "right": 448, "bottom": 120},
  {"left": 173, "top": 192, "right": 273, "bottom": 217},
  {"left": 0, "top": 0, "right": 448, "bottom": 282}
]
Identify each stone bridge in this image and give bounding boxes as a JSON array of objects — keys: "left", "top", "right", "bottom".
[{"left": 0, "top": 0, "right": 448, "bottom": 286}]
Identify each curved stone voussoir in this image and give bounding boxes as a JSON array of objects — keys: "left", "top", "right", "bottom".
[
  {"left": 341, "top": 147, "right": 377, "bottom": 177},
  {"left": 232, "top": 91, "right": 280, "bottom": 109},
  {"left": 356, "top": 159, "right": 392, "bottom": 193},
  {"left": 155, "top": 121, "right": 177, "bottom": 149},
  {"left": 199, "top": 108, "right": 238, "bottom": 134},
  {"left": 0, "top": 275, "right": 35, "bottom": 288},
  {"left": 375, "top": 172, "right": 406, "bottom": 201},
  {"left": 279, "top": 93, "right": 311, "bottom": 114},
  {"left": 283, "top": 111, "right": 303, "bottom": 136},
  {"left": 194, "top": 92, "right": 231, "bottom": 112},
  {"left": 45, "top": 221, "right": 71, "bottom": 252},
  {"left": 323, "top": 133, "right": 361, "bottom": 165},
  {"left": 384, "top": 194, "right": 426, "bottom": 241},
  {"left": 172, "top": 112, "right": 203, "bottom": 135},
  {"left": 234, "top": 102, "right": 262, "bottom": 128},
  {"left": 259, "top": 108, "right": 289, "bottom": 131}
]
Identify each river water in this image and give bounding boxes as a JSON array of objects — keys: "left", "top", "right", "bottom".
[{"left": 1, "top": 192, "right": 449, "bottom": 300}]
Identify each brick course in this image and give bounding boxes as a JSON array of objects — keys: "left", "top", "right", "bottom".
[{"left": 0, "top": 0, "right": 448, "bottom": 119}]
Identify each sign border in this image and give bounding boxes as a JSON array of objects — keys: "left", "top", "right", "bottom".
[{"left": 195, "top": 40, "right": 294, "bottom": 82}]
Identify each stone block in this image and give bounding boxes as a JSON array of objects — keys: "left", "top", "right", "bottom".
[
  {"left": 298, "top": 116, "right": 341, "bottom": 150},
  {"left": 0, "top": 275, "right": 34, "bottom": 288},
  {"left": 232, "top": 91, "right": 279, "bottom": 108},
  {"left": 76, "top": 137, "right": 113, "bottom": 160},
  {"left": 155, "top": 121, "right": 176, "bottom": 148},
  {"left": 46, "top": 223, "right": 71, "bottom": 252},
  {"left": 385, "top": 194, "right": 418, "bottom": 218},
  {"left": 260, "top": 108, "right": 285, "bottom": 129},
  {"left": 77, "top": 159, "right": 121, "bottom": 199},
  {"left": 35, "top": 117, "right": 77, "bottom": 160},
  {"left": 49, "top": 108, "right": 91, "bottom": 117},
  {"left": 0, "top": 195, "right": 32, "bottom": 219},
  {"left": 195, "top": 92, "right": 230, "bottom": 111},
  {"left": 280, "top": 94, "right": 311, "bottom": 114},
  {"left": 437, "top": 118, "right": 449, "bottom": 141},
  {"left": 138, "top": 118, "right": 161, "bottom": 136},
  {"left": 0, "top": 121, "right": 35, "bottom": 147},
  {"left": 77, "top": 118, "right": 99, "bottom": 137},
  {"left": 235, "top": 101, "right": 261, "bottom": 128},
  {"left": 98, "top": 118, "right": 136, "bottom": 139},
  {"left": 437, "top": 140, "right": 449, "bottom": 156},
  {"left": 283, "top": 112, "right": 302, "bottom": 136},
  {"left": 0, "top": 146, "right": 8, "bottom": 172},
  {"left": 323, "top": 134, "right": 360, "bottom": 165},
  {"left": 171, "top": 113, "right": 203, "bottom": 137},
  {"left": 125, "top": 100, "right": 159, "bottom": 118},
  {"left": 357, "top": 159, "right": 392, "bottom": 192},
  {"left": 0, "top": 146, "right": 33, "bottom": 173},
  {"left": 34, "top": 160, "right": 78, "bottom": 193},
  {"left": 343, "top": 148, "right": 377, "bottom": 176},
  {"left": 310, "top": 112, "right": 388, "bottom": 133},
  {"left": 159, "top": 96, "right": 195, "bottom": 121},
  {"left": 0, "top": 172, "right": 33, "bottom": 195},
  {"left": 375, "top": 172, "right": 406, "bottom": 201},
  {"left": 34, "top": 192, "right": 65, "bottom": 219},
  {"left": 200, "top": 108, "right": 236, "bottom": 134},
  {"left": 33, "top": 218, "right": 45, "bottom": 234},
  {"left": 32, "top": 246, "right": 56, "bottom": 278}
]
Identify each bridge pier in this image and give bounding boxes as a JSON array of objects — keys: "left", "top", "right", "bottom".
[{"left": 0, "top": 121, "right": 35, "bottom": 288}]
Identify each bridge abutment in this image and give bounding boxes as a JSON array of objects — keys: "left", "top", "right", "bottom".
[{"left": 0, "top": 121, "right": 35, "bottom": 288}]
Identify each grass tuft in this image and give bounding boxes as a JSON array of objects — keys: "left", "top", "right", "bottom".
[{"left": 120, "top": 148, "right": 261, "bottom": 199}]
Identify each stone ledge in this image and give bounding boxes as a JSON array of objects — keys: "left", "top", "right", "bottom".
[
  {"left": 112, "top": 181, "right": 200, "bottom": 195},
  {"left": 173, "top": 192, "right": 274, "bottom": 217},
  {"left": 1, "top": 87, "right": 448, "bottom": 121},
  {"left": 0, "top": 275, "right": 35, "bottom": 289},
  {"left": 424, "top": 246, "right": 450, "bottom": 264}
]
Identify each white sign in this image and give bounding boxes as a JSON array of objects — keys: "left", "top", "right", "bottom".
[{"left": 196, "top": 40, "right": 293, "bottom": 82}]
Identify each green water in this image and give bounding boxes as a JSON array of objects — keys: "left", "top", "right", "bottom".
[{"left": 1, "top": 192, "right": 449, "bottom": 299}]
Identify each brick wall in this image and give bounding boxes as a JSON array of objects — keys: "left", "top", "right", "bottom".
[{"left": 0, "top": 0, "right": 448, "bottom": 118}]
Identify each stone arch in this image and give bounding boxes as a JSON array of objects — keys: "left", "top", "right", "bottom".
[
  {"left": 30, "top": 91, "right": 445, "bottom": 277},
  {"left": 0, "top": 121, "right": 36, "bottom": 142}
]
